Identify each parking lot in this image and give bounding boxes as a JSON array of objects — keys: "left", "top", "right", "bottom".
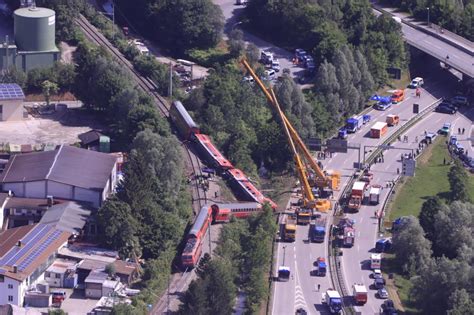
[
  {"left": 0, "top": 107, "right": 102, "bottom": 146},
  {"left": 32, "top": 288, "right": 99, "bottom": 315}
]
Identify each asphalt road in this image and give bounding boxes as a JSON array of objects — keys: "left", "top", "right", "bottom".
[
  {"left": 271, "top": 73, "right": 473, "bottom": 314},
  {"left": 213, "top": 0, "right": 307, "bottom": 80}
]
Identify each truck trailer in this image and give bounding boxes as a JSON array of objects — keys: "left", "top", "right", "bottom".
[
  {"left": 348, "top": 181, "right": 366, "bottom": 212},
  {"left": 371, "top": 122, "right": 388, "bottom": 138},
  {"left": 369, "top": 186, "right": 381, "bottom": 205},
  {"left": 346, "top": 116, "right": 363, "bottom": 133},
  {"left": 352, "top": 284, "right": 368, "bottom": 305}
]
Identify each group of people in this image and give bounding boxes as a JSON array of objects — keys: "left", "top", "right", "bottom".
[{"left": 458, "top": 127, "right": 466, "bottom": 134}]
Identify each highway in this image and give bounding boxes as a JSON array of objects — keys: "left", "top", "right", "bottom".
[{"left": 271, "top": 73, "right": 473, "bottom": 314}]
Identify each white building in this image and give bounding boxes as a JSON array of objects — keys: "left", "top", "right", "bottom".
[
  {"left": 0, "top": 223, "right": 71, "bottom": 306},
  {"left": 0, "top": 84, "right": 25, "bottom": 121},
  {"left": 0, "top": 145, "right": 117, "bottom": 208}
]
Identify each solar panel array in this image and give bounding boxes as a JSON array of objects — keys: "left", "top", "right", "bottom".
[
  {"left": 0, "top": 224, "right": 53, "bottom": 267},
  {"left": 18, "top": 229, "right": 62, "bottom": 271},
  {"left": 0, "top": 84, "right": 25, "bottom": 100}
]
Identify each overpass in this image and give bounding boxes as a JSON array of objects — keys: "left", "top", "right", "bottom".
[{"left": 374, "top": 6, "right": 473, "bottom": 79}]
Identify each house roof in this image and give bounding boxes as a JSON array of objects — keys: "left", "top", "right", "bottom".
[
  {"left": 78, "top": 130, "right": 104, "bottom": 146},
  {"left": 0, "top": 145, "right": 117, "bottom": 191},
  {"left": 4, "top": 196, "right": 65, "bottom": 210},
  {"left": 85, "top": 270, "right": 108, "bottom": 284},
  {"left": 77, "top": 259, "right": 108, "bottom": 271},
  {"left": 0, "top": 223, "right": 70, "bottom": 281},
  {"left": 113, "top": 260, "right": 138, "bottom": 276},
  {"left": 39, "top": 201, "right": 92, "bottom": 234}
]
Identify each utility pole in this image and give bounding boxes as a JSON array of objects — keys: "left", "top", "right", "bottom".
[
  {"left": 426, "top": 7, "right": 430, "bottom": 27},
  {"left": 167, "top": 271, "right": 170, "bottom": 314},
  {"left": 282, "top": 246, "right": 287, "bottom": 265},
  {"left": 169, "top": 62, "right": 173, "bottom": 97}
]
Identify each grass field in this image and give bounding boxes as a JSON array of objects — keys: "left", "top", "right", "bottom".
[{"left": 389, "top": 137, "right": 474, "bottom": 221}]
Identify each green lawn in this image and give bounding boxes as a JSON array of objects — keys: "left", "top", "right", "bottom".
[{"left": 388, "top": 137, "right": 474, "bottom": 221}]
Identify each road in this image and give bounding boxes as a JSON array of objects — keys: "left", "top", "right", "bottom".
[
  {"left": 271, "top": 72, "right": 473, "bottom": 314},
  {"left": 213, "top": 0, "right": 307, "bottom": 80}
]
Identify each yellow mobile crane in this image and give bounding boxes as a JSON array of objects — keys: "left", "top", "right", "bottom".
[
  {"left": 241, "top": 59, "right": 336, "bottom": 213},
  {"left": 241, "top": 59, "right": 340, "bottom": 193}
]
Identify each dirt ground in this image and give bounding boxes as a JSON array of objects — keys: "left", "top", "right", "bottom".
[{"left": 0, "top": 108, "right": 103, "bottom": 146}]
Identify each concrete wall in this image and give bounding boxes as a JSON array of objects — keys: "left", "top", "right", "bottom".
[
  {"left": 3, "top": 183, "right": 24, "bottom": 196},
  {"left": 24, "top": 180, "right": 46, "bottom": 198},
  {"left": 48, "top": 181, "right": 73, "bottom": 200},
  {"left": 74, "top": 186, "right": 100, "bottom": 208},
  {"left": 0, "top": 99, "right": 24, "bottom": 121},
  {"left": 16, "top": 50, "right": 59, "bottom": 72}
]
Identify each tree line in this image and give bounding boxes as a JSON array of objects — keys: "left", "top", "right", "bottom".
[
  {"left": 178, "top": 205, "right": 277, "bottom": 315},
  {"left": 391, "top": 161, "right": 473, "bottom": 314},
  {"left": 382, "top": 0, "right": 473, "bottom": 41}
]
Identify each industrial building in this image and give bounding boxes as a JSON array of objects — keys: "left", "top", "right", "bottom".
[
  {"left": 0, "top": 5, "right": 59, "bottom": 72},
  {"left": 0, "top": 145, "right": 118, "bottom": 208},
  {"left": 0, "top": 83, "right": 25, "bottom": 121}
]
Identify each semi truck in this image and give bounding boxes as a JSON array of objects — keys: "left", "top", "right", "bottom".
[
  {"left": 371, "top": 122, "right": 388, "bottom": 138},
  {"left": 282, "top": 214, "right": 297, "bottom": 242},
  {"left": 310, "top": 217, "right": 327, "bottom": 243},
  {"left": 348, "top": 181, "right": 366, "bottom": 212},
  {"left": 352, "top": 284, "right": 368, "bottom": 305},
  {"left": 369, "top": 185, "right": 381, "bottom": 204},
  {"left": 322, "top": 290, "right": 343, "bottom": 314}
]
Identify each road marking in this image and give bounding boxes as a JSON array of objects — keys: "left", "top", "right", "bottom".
[
  {"left": 293, "top": 261, "right": 309, "bottom": 312},
  {"left": 271, "top": 243, "right": 282, "bottom": 315}
]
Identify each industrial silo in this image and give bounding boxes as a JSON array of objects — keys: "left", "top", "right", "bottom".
[{"left": 13, "top": 6, "right": 56, "bottom": 52}]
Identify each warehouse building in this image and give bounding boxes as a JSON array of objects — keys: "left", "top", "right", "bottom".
[
  {"left": 0, "top": 145, "right": 117, "bottom": 208},
  {"left": 0, "top": 5, "right": 59, "bottom": 72},
  {"left": 0, "top": 83, "right": 25, "bottom": 121}
]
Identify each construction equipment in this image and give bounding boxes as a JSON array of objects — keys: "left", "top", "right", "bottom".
[
  {"left": 241, "top": 59, "right": 339, "bottom": 213},
  {"left": 296, "top": 208, "right": 311, "bottom": 225}
]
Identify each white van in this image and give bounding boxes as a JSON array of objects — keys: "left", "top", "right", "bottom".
[{"left": 264, "top": 69, "right": 276, "bottom": 80}]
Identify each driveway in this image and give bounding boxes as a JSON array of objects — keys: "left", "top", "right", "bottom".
[{"left": 213, "top": 0, "right": 308, "bottom": 81}]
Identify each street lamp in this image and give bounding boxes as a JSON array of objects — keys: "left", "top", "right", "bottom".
[
  {"left": 426, "top": 7, "right": 430, "bottom": 27},
  {"left": 282, "top": 245, "right": 287, "bottom": 266}
]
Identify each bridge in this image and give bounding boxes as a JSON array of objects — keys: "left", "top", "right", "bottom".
[{"left": 375, "top": 6, "right": 473, "bottom": 80}]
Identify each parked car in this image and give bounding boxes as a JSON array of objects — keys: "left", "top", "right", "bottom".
[
  {"left": 438, "top": 123, "right": 451, "bottom": 135},
  {"left": 381, "top": 299, "right": 398, "bottom": 315},
  {"left": 271, "top": 59, "right": 281, "bottom": 72},
  {"left": 450, "top": 95, "right": 469, "bottom": 106},
  {"left": 264, "top": 69, "right": 276, "bottom": 80},
  {"left": 425, "top": 132, "right": 437, "bottom": 142},
  {"left": 373, "top": 278, "right": 386, "bottom": 289},
  {"left": 243, "top": 76, "right": 254, "bottom": 84},
  {"left": 377, "top": 287, "right": 389, "bottom": 299},
  {"left": 371, "top": 269, "right": 383, "bottom": 279},
  {"left": 408, "top": 77, "right": 424, "bottom": 88},
  {"left": 435, "top": 104, "right": 456, "bottom": 114}
]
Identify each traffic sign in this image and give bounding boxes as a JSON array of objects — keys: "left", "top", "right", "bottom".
[
  {"left": 413, "top": 103, "right": 419, "bottom": 114},
  {"left": 327, "top": 139, "right": 348, "bottom": 153},
  {"left": 306, "top": 138, "right": 322, "bottom": 151},
  {"left": 402, "top": 159, "right": 416, "bottom": 176}
]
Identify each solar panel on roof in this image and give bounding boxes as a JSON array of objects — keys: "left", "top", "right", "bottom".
[
  {"left": 18, "top": 229, "right": 62, "bottom": 271},
  {"left": 0, "top": 84, "right": 25, "bottom": 100}
]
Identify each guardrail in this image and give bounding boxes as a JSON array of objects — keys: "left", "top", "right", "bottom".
[{"left": 328, "top": 97, "right": 442, "bottom": 314}]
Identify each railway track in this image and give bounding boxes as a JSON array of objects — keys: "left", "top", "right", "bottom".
[{"left": 75, "top": 15, "right": 207, "bottom": 209}]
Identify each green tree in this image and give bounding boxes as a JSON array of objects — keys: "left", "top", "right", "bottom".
[
  {"left": 419, "top": 196, "right": 443, "bottom": 242},
  {"left": 448, "top": 161, "right": 471, "bottom": 202},
  {"left": 105, "top": 263, "right": 116, "bottom": 277},
  {"left": 392, "top": 216, "right": 432, "bottom": 275},
  {"left": 447, "top": 289, "right": 474, "bottom": 315},
  {"left": 41, "top": 80, "right": 59, "bottom": 106},
  {"left": 229, "top": 29, "right": 245, "bottom": 57},
  {"left": 433, "top": 201, "right": 474, "bottom": 259}
]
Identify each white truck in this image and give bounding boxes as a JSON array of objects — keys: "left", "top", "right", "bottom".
[
  {"left": 369, "top": 185, "right": 381, "bottom": 205},
  {"left": 370, "top": 253, "right": 382, "bottom": 270},
  {"left": 352, "top": 284, "right": 368, "bottom": 305},
  {"left": 322, "top": 290, "right": 343, "bottom": 314}
]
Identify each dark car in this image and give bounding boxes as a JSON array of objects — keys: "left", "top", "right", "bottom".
[
  {"left": 436, "top": 104, "right": 456, "bottom": 114},
  {"left": 381, "top": 299, "right": 398, "bottom": 315},
  {"left": 295, "top": 308, "right": 307, "bottom": 315},
  {"left": 374, "top": 278, "right": 386, "bottom": 289},
  {"left": 440, "top": 101, "right": 458, "bottom": 110}
]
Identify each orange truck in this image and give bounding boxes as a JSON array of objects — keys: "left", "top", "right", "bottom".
[
  {"left": 386, "top": 114, "right": 400, "bottom": 126},
  {"left": 391, "top": 89, "right": 405, "bottom": 103},
  {"left": 371, "top": 122, "right": 388, "bottom": 138},
  {"left": 348, "top": 181, "right": 367, "bottom": 212}
]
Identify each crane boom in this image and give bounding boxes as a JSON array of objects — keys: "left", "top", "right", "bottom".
[
  {"left": 269, "top": 89, "right": 315, "bottom": 205},
  {"left": 241, "top": 59, "right": 340, "bottom": 190}
]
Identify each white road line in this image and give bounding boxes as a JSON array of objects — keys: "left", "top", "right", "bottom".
[{"left": 271, "top": 243, "right": 281, "bottom": 315}]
